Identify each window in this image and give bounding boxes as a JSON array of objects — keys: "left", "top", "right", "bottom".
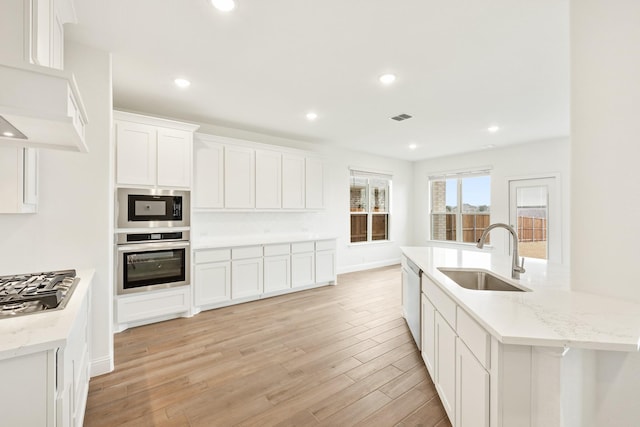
[
  {"left": 430, "top": 172, "right": 490, "bottom": 243},
  {"left": 350, "top": 170, "right": 391, "bottom": 243}
]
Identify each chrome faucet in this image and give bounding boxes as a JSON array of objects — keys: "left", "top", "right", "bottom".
[{"left": 476, "top": 223, "right": 526, "bottom": 279}]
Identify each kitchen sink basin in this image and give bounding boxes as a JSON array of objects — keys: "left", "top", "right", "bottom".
[{"left": 437, "top": 268, "right": 528, "bottom": 292}]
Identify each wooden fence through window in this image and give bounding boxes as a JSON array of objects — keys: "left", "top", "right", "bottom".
[{"left": 438, "top": 214, "right": 546, "bottom": 243}]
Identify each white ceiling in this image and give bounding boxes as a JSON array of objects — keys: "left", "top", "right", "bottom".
[{"left": 67, "top": 0, "right": 569, "bottom": 161}]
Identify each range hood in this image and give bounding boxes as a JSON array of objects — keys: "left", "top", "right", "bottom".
[{"left": 0, "top": 64, "right": 88, "bottom": 152}]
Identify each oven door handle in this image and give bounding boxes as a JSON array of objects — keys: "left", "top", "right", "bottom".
[{"left": 116, "top": 241, "right": 190, "bottom": 252}]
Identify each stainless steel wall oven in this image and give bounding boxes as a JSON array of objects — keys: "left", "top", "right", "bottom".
[{"left": 116, "top": 231, "right": 190, "bottom": 295}]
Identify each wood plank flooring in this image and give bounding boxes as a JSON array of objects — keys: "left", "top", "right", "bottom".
[{"left": 84, "top": 265, "right": 451, "bottom": 427}]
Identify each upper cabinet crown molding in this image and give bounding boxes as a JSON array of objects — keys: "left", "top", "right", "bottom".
[{"left": 114, "top": 111, "right": 199, "bottom": 189}]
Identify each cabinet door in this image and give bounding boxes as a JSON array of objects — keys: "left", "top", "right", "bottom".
[
  {"left": 157, "top": 128, "right": 191, "bottom": 188},
  {"left": 256, "top": 150, "right": 282, "bottom": 209},
  {"left": 193, "top": 140, "right": 224, "bottom": 208},
  {"left": 282, "top": 154, "right": 305, "bottom": 209},
  {"left": 31, "top": 0, "right": 51, "bottom": 67},
  {"left": 232, "top": 258, "right": 263, "bottom": 299},
  {"left": 315, "top": 250, "right": 335, "bottom": 283},
  {"left": 195, "top": 261, "right": 231, "bottom": 306},
  {"left": 305, "top": 157, "right": 324, "bottom": 209},
  {"left": 116, "top": 121, "right": 157, "bottom": 186},
  {"left": 421, "top": 294, "right": 436, "bottom": 378},
  {"left": 264, "top": 255, "right": 290, "bottom": 293},
  {"left": 435, "top": 312, "right": 457, "bottom": 424},
  {"left": 291, "top": 252, "right": 315, "bottom": 287},
  {"left": 225, "top": 146, "right": 255, "bottom": 208},
  {"left": 22, "top": 147, "right": 38, "bottom": 207},
  {"left": 456, "top": 338, "right": 490, "bottom": 427}
]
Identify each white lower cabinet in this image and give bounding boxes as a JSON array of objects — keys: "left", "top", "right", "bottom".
[
  {"left": 421, "top": 294, "right": 436, "bottom": 377},
  {"left": 291, "top": 250, "right": 315, "bottom": 288},
  {"left": 435, "top": 312, "right": 457, "bottom": 422},
  {"left": 315, "top": 240, "right": 336, "bottom": 283},
  {"left": 194, "top": 261, "right": 231, "bottom": 306},
  {"left": 231, "top": 246, "right": 264, "bottom": 299},
  {"left": 117, "top": 287, "right": 190, "bottom": 326},
  {"left": 264, "top": 255, "right": 291, "bottom": 293},
  {"left": 456, "top": 338, "right": 490, "bottom": 427}
]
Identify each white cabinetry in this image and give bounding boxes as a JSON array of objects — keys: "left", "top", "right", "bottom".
[
  {"left": 193, "top": 139, "right": 224, "bottom": 208},
  {"left": 435, "top": 312, "right": 457, "bottom": 422},
  {"left": 263, "top": 244, "right": 291, "bottom": 293},
  {"left": 315, "top": 240, "right": 336, "bottom": 283},
  {"left": 456, "top": 338, "right": 489, "bottom": 427},
  {"left": 116, "top": 287, "right": 190, "bottom": 329},
  {"left": 224, "top": 146, "right": 255, "bottom": 208},
  {"left": 305, "top": 157, "right": 324, "bottom": 209},
  {"left": 255, "top": 150, "right": 282, "bottom": 209},
  {"left": 282, "top": 154, "right": 305, "bottom": 209},
  {"left": 0, "top": 146, "right": 38, "bottom": 213},
  {"left": 194, "top": 249, "right": 231, "bottom": 306},
  {"left": 231, "top": 246, "right": 263, "bottom": 299},
  {"left": 291, "top": 241, "right": 315, "bottom": 288},
  {"left": 421, "top": 293, "right": 436, "bottom": 377},
  {"left": 114, "top": 111, "right": 198, "bottom": 188}
]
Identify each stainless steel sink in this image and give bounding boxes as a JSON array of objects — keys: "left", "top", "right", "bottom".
[{"left": 437, "top": 268, "right": 528, "bottom": 292}]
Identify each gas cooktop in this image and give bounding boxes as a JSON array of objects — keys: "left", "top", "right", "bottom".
[{"left": 0, "top": 269, "right": 79, "bottom": 318}]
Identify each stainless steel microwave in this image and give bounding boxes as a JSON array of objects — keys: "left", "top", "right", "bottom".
[{"left": 116, "top": 188, "right": 190, "bottom": 229}]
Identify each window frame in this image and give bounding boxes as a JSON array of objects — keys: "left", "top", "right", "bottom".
[
  {"left": 429, "top": 170, "right": 491, "bottom": 244},
  {"left": 349, "top": 170, "right": 392, "bottom": 244}
]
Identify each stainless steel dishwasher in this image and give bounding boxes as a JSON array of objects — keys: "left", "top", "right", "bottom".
[{"left": 401, "top": 256, "right": 421, "bottom": 350}]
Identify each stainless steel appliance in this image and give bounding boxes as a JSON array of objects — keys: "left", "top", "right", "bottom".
[
  {"left": 402, "top": 257, "right": 422, "bottom": 350},
  {"left": 116, "top": 231, "right": 190, "bottom": 295},
  {"left": 116, "top": 188, "right": 190, "bottom": 229},
  {"left": 0, "top": 269, "right": 79, "bottom": 318}
]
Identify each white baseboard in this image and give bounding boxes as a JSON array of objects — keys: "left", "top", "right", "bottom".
[
  {"left": 337, "top": 258, "right": 401, "bottom": 275},
  {"left": 91, "top": 354, "right": 114, "bottom": 377}
]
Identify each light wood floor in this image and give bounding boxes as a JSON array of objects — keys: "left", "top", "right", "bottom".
[{"left": 85, "top": 265, "right": 451, "bottom": 427}]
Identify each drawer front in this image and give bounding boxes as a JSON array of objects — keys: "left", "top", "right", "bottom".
[
  {"left": 195, "top": 249, "right": 231, "bottom": 264},
  {"left": 291, "top": 241, "right": 315, "bottom": 253},
  {"left": 422, "top": 273, "right": 457, "bottom": 329},
  {"left": 232, "top": 246, "right": 263, "bottom": 260},
  {"left": 264, "top": 244, "right": 290, "bottom": 256},
  {"left": 315, "top": 239, "right": 336, "bottom": 251},
  {"left": 457, "top": 307, "right": 491, "bottom": 369}
]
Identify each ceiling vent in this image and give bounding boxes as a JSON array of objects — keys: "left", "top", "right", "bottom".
[{"left": 390, "top": 113, "right": 412, "bottom": 121}]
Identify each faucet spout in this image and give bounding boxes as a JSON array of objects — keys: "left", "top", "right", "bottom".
[{"left": 476, "top": 223, "right": 526, "bottom": 279}]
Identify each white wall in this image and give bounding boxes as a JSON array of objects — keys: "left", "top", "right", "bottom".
[
  {"left": 412, "top": 137, "right": 570, "bottom": 264},
  {"left": 191, "top": 124, "right": 414, "bottom": 273},
  {"left": 0, "top": 42, "right": 113, "bottom": 375},
  {"left": 571, "top": 1, "right": 640, "bottom": 302}
]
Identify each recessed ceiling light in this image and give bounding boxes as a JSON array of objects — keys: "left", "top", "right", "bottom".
[
  {"left": 306, "top": 112, "right": 318, "bottom": 121},
  {"left": 174, "top": 78, "right": 191, "bottom": 88},
  {"left": 487, "top": 125, "right": 500, "bottom": 133},
  {"left": 2, "top": 131, "right": 14, "bottom": 137},
  {"left": 210, "top": 0, "right": 236, "bottom": 12},
  {"left": 379, "top": 73, "right": 396, "bottom": 85},
  {"left": 408, "top": 143, "right": 417, "bottom": 150}
]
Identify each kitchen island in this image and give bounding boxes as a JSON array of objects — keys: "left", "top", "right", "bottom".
[
  {"left": 0, "top": 269, "right": 94, "bottom": 427},
  {"left": 402, "top": 246, "right": 640, "bottom": 427}
]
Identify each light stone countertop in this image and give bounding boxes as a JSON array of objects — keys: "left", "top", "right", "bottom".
[
  {"left": 0, "top": 269, "right": 94, "bottom": 361},
  {"left": 192, "top": 233, "right": 338, "bottom": 250},
  {"left": 402, "top": 246, "right": 640, "bottom": 352}
]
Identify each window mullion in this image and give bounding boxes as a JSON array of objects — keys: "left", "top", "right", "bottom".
[{"left": 457, "top": 178, "right": 463, "bottom": 242}]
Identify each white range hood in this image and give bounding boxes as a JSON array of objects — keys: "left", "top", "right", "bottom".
[{"left": 0, "top": 64, "right": 88, "bottom": 152}]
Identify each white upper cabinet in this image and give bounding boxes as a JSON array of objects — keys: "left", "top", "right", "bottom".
[
  {"left": 282, "top": 154, "right": 305, "bottom": 209},
  {"left": 224, "top": 145, "right": 255, "bottom": 208},
  {"left": 255, "top": 150, "right": 282, "bottom": 209},
  {"left": 193, "top": 138, "right": 224, "bottom": 209},
  {"left": 157, "top": 128, "right": 192, "bottom": 188},
  {"left": 114, "top": 111, "right": 198, "bottom": 188},
  {"left": 305, "top": 157, "right": 324, "bottom": 209},
  {"left": 116, "top": 121, "right": 156, "bottom": 186},
  {"left": 0, "top": 146, "right": 38, "bottom": 213}
]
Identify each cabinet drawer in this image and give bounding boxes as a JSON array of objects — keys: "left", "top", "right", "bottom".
[
  {"left": 195, "top": 249, "right": 230, "bottom": 264},
  {"left": 315, "top": 240, "right": 336, "bottom": 251},
  {"left": 457, "top": 307, "right": 491, "bottom": 369},
  {"left": 232, "top": 246, "right": 263, "bottom": 260},
  {"left": 264, "top": 244, "right": 290, "bottom": 256},
  {"left": 292, "top": 241, "right": 315, "bottom": 253},
  {"left": 422, "top": 273, "right": 456, "bottom": 329}
]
